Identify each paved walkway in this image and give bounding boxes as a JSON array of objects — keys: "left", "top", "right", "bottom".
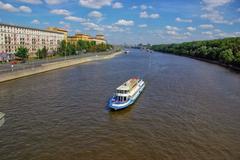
[{"left": 0, "top": 51, "right": 116, "bottom": 74}]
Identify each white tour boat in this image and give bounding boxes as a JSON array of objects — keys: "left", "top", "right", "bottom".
[{"left": 108, "top": 77, "right": 145, "bottom": 110}]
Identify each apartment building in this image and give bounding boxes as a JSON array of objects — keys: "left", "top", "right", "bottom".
[
  {"left": 46, "top": 27, "right": 68, "bottom": 42},
  {"left": 0, "top": 23, "right": 64, "bottom": 57}
]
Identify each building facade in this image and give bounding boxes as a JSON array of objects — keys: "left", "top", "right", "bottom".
[
  {"left": 0, "top": 23, "right": 64, "bottom": 58},
  {"left": 68, "top": 33, "right": 106, "bottom": 45},
  {"left": 46, "top": 27, "right": 68, "bottom": 42},
  {"left": 68, "top": 33, "right": 90, "bottom": 44}
]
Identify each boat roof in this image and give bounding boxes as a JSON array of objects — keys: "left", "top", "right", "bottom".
[{"left": 117, "top": 78, "right": 139, "bottom": 91}]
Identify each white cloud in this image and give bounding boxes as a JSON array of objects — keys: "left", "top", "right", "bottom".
[
  {"left": 176, "top": 17, "right": 192, "bottom": 23},
  {"left": 19, "top": 6, "right": 32, "bottom": 13},
  {"left": 82, "top": 22, "right": 104, "bottom": 31},
  {"left": 31, "top": 19, "right": 40, "bottom": 24},
  {"left": 184, "top": 32, "right": 191, "bottom": 36},
  {"left": 139, "top": 4, "right": 153, "bottom": 10},
  {"left": 140, "top": 11, "right": 159, "bottom": 19},
  {"left": 140, "top": 4, "right": 147, "bottom": 10},
  {"left": 64, "top": 16, "right": 86, "bottom": 22},
  {"left": 59, "top": 21, "right": 65, "bottom": 24},
  {"left": 0, "top": 1, "right": 19, "bottom": 12},
  {"left": 50, "top": 9, "right": 71, "bottom": 16},
  {"left": 79, "top": 0, "right": 112, "bottom": 9},
  {"left": 138, "top": 24, "right": 147, "bottom": 28},
  {"left": 0, "top": 1, "right": 32, "bottom": 13},
  {"left": 200, "top": 10, "right": 232, "bottom": 24},
  {"left": 165, "top": 25, "right": 179, "bottom": 31},
  {"left": 165, "top": 25, "right": 187, "bottom": 38},
  {"left": 234, "top": 32, "right": 240, "bottom": 36},
  {"left": 115, "top": 19, "right": 134, "bottom": 26},
  {"left": 201, "top": 0, "right": 232, "bottom": 11},
  {"left": 131, "top": 5, "right": 137, "bottom": 9},
  {"left": 63, "top": 24, "right": 70, "bottom": 30},
  {"left": 149, "top": 13, "right": 159, "bottom": 19},
  {"left": 88, "top": 10, "right": 102, "bottom": 18},
  {"left": 214, "top": 29, "right": 222, "bottom": 32},
  {"left": 45, "top": 0, "right": 67, "bottom": 5},
  {"left": 202, "top": 31, "right": 213, "bottom": 36},
  {"left": 140, "top": 11, "right": 148, "bottom": 18},
  {"left": 186, "top": 26, "right": 196, "bottom": 32},
  {"left": 105, "top": 25, "right": 125, "bottom": 32},
  {"left": 166, "top": 30, "right": 178, "bottom": 36},
  {"left": 165, "top": 25, "right": 182, "bottom": 37},
  {"left": 200, "top": 0, "right": 233, "bottom": 24},
  {"left": 112, "top": 2, "right": 123, "bottom": 9},
  {"left": 199, "top": 24, "right": 214, "bottom": 29},
  {"left": 17, "top": 0, "right": 43, "bottom": 4}
]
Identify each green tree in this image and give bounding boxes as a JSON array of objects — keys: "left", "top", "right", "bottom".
[
  {"left": 76, "top": 40, "right": 88, "bottom": 52},
  {"left": 220, "top": 49, "right": 234, "bottom": 64},
  {"left": 15, "top": 46, "right": 28, "bottom": 60},
  {"left": 41, "top": 46, "right": 48, "bottom": 58},
  {"left": 66, "top": 43, "right": 76, "bottom": 55},
  {"left": 58, "top": 40, "right": 67, "bottom": 56},
  {"left": 151, "top": 37, "right": 240, "bottom": 68},
  {"left": 235, "top": 51, "right": 240, "bottom": 66},
  {"left": 37, "top": 46, "right": 48, "bottom": 59}
]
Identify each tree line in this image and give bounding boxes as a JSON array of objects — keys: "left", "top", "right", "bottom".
[
  {"left": 15, "top": 40, "right": 113, "bottom": 60},
  {"left": 151, "top": 37, "right": 240, "bottom": 67}
]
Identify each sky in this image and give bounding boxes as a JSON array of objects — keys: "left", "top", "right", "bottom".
[{"left": 0, "top": 0, "right": 239, "bottom": 45}]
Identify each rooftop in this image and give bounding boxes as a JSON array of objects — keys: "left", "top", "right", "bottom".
[
  {"left": 0, "top": 23, "right": 64, "bottom": 34},
  {"left": 117, "top": 78, "right": 139, "bottom": 91},
  {"left": 47, "top": 27, "right": 68, "bottom": 32}
]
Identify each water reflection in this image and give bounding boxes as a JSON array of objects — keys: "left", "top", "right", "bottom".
[
  {"left": 0, "top": 113, "right": 5, "bottom": 127},
  {"left": 108, "top": 104, "right": 137, "bottom": 121}
]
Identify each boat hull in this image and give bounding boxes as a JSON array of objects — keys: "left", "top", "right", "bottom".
[{"left": 108, "top": 83, "right": 145, "bottom": 110}]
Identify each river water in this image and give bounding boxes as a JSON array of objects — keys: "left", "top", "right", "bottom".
[{"left": 0, "top": 49, "right": 240, "bottom": 160}]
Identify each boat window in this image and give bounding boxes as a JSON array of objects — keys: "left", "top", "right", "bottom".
[{"left": 124, "top": 97, "right": 126, "bottom": 101}]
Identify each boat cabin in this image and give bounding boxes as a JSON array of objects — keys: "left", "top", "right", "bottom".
[{"left": 113, "top": 78, "right": 139, "bottom": 103}]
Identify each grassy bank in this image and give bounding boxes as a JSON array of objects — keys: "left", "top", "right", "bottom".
[{"left": 151, "top": 37, "right": 240, "bottom": 71}]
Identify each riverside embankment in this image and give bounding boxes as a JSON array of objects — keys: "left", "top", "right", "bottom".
[{"left": 0, "top": 50, "right": 122, "bottom": 83}]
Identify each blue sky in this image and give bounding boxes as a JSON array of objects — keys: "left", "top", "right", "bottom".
[{"left": 0, "top": 0, "right": 239, "bottom": 44}]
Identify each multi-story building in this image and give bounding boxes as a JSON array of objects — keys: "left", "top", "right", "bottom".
[
  {"left": 92, "top": 34, "right": 106, "bottom": 45},
  {"left": 68, "top": 33, "right": 90, "bottom": 44},
  {"left": 46, "top": 27, "right": 68, "bottom": 42},
  {"left": 0, "top": 23, "right": 64, "bottom": 58},
  {"left": 68, "top": 33, "right": 106, "bottom": 45}
]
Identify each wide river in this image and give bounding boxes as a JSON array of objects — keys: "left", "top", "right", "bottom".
[{"left": 0, "top": 49, "right": 240, "bottom": 160}]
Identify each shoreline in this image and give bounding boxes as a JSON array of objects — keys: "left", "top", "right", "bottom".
[
  {"left": 189, "top": 56, "right": 240, "bottom": 72},
  {"left": 154, "top": 51, "right": 240, "bottom": 72},
  {"left": 0, "top": 51, "right": 123, "bottom": 83}
]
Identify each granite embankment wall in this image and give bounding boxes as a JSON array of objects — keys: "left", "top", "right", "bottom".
[{"left": 0, "top": 51, "right": 122, "bottom": 83}]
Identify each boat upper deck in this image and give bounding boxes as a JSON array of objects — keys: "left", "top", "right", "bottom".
[{"left": 117, "top": 78, "right": 139, "bottom": 91}]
